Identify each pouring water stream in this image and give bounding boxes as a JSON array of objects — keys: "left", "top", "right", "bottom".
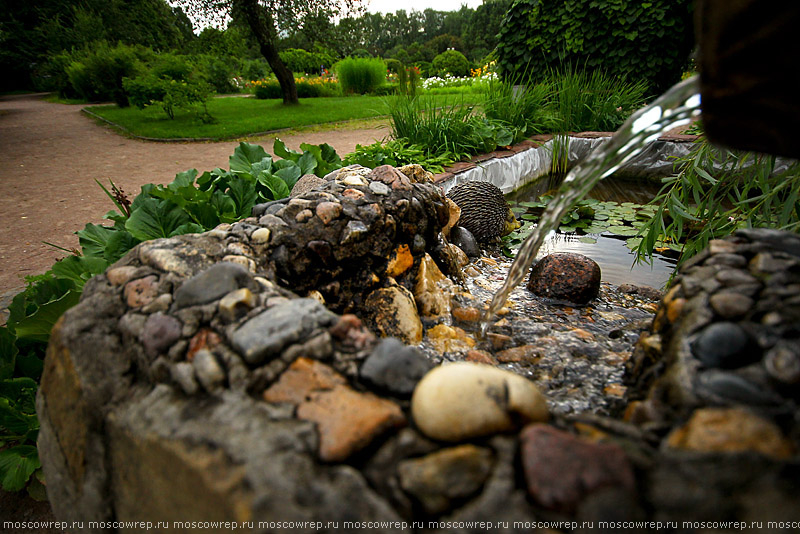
[{"left": 480, "top": 75, "right": 702, "bottom": 335}]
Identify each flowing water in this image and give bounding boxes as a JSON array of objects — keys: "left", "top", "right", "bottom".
[{"left": 481, "top": 75, "right": 702, "bottom": 334}]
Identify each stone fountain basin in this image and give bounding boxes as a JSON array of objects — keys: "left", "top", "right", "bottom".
[{"left": 37, "top": 155, "right": 800, "bottom": 530}]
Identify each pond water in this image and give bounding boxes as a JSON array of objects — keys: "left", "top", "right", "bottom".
[{"left": 505, "top": 174, "right": 677, "bottom": 289}]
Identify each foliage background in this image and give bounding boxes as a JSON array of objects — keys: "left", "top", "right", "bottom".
[{"left": 496, "top": 0, "right": 695, "bottom": 92}]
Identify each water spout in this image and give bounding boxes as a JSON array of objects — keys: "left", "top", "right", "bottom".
[{"left": 482, "top": 75, "right": 702, "bottom": 332}]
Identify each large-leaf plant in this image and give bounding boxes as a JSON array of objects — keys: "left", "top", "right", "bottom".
[{"left": 0, "top": 140, "right": 341, "bottom": 496}]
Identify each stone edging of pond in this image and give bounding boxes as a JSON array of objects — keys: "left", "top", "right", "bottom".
[
  {"left": 433, "top": 132, "right": 700, "bottom": 194},
  {"left": 37, "top": 162, "right": 800, "bottom": 530}
]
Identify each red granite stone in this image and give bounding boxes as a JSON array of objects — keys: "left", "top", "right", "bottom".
[{"left": 520, "top": 424, "right": 635, "bottom": 512}]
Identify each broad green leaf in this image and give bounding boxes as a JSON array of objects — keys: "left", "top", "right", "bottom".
[
  {"left": 227, "top": 176, "right": 259, "bottom": 217},
  {"left": 274, "top": 165, "right": 302, "bottom": 190},
  {"left": 0, "top": 397, "right": 36, "bottom": 437},
  {"left": 197, "top": 168, "right": 230, "bottom": 192},
  {"left": 0, "top": 377, "right": 37, "bottom": 411},
  {"left": 7, "top": 277, "right": 75, "bottom": 330},
  {"left": 210, "top": 190, "right": 237, "bottom": 222},
  {"left": 578, "top": 236, "right": 597, "bottom": 244},
  {"left": 0, "top": 327, "right": 17, "bottom": 380},
  {"left": 13, "top": 351, "right": 43, "bottom": 381},
  {"left": 103, "top": 231, "right": 141, "bottom": 264},
  {"left": 168, "top": 169, "right": 198, "bottom": 191},
  {"left": 50, "top": 256, "right": 109, "bottom": 288},
  {"left": 76, "top": 224, "right": 117, "bottom": 258},
  {"left": 0, "top": 445, "right": 40, "bottom": 492},
  {"left": 14, "top": 290, "right": 81, "bottom": 343},
  {"left": 125, "top": 198, "right": 191, "bottom": 241},
  {"left": 131, "top": 183, "right": 157, "bottom": 205},
  {"left": 297, "top": 151, "right": 318, "bottom": 176},
  {"left": 257, "top": 173, "right": 290, "bottom": 201},
  {"left": 273, "top": 138, "right": 300, "bottom": 162},
  {"left": 318, "top": 143, "right": 342, "bottom": 166},
  {"left": 230, "top": 142, "right": 269, "bottom": 174},
  {"left": 26, "top": 470, "right": 48, "bottom": 501},
  {"left": 250, "top": 156, "right": 273, "bottom": 178},
  {"left": 272, "top": 159, "right": 296, "bottom": 171},
  {"left": 183, "top": 199, "right": 221, "bottom": 230},
  {"left": 169, "top": 223, "right": 205, "bottom": 237}
]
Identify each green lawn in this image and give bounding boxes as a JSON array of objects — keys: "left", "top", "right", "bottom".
[{"left": 86, "top": 94, "right": 481, "bottom": 140}]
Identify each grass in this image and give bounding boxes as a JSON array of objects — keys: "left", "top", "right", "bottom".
[{"left": 85, "top": 94, "right": 480, "bottom": 140}]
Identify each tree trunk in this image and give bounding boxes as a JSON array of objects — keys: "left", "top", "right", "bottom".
[{"left": 236, "top": 0, "right": 298, "bottom": 105}]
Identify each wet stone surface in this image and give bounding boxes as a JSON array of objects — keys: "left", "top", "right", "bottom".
[{"left": 36, "top": 163, "right": 800, "bottom": 531}]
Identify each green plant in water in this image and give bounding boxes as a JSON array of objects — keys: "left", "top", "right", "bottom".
[
  {"left": 547, "top": 133, "right": 570, "bottom": 177},
  {"left": 635, "top": 137, "right": 800, "bottom": 272},
  {"left": 503, "top": 193, "right": 663, "bottom": 258}
]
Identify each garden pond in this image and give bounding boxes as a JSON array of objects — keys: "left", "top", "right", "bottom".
[{"left": 504, "top": 174, "right": 678, "bottom": 288}]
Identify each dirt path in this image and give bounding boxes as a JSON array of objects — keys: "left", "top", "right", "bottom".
[{"left": 0, "top": 93, "right": 390, "bottom": 303}]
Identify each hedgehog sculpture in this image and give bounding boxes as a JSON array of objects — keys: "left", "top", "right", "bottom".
[{"left": 446, "top": 181, "right": 520, "bottom": 243}]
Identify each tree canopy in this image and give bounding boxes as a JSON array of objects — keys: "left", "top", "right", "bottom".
[
  {"left": 0, "top": 0, "right": 192, "bottom": 90},
  {"left": 175, "top": 0, "right": 364, "bottom": 104}
]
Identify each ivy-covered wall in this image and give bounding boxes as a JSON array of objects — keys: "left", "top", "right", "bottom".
[{"left": 497, "top": 0, "right": 695, "bottom": 93}]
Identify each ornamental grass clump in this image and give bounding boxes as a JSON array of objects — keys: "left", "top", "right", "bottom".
[
  {"left": 336, "top": 57, "right": 386, "bottom": 95},
  {"left": 550, "top": 67, "right": 648, "bottom": 132},
  {"left": 482, "top": 75, "right": 557, "bottom": 140}
]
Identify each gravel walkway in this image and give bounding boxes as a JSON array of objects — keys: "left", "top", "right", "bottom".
[{"left": 0, "top": 93, "right": 389, "bottom": 314}]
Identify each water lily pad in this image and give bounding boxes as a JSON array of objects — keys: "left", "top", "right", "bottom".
[
  {"left": 521, "top": 214, "right": 539, "bottom": 221},
  {"left": 560, "top": 225, "right": 577, "bottom": 233},
  {"left": 607, "top": 225, "right": 640, "bottom": 236},
  {"left": 584, "top": 224, "right": 610, "bottom": 234},
  {"left": 578, "top": 236, "right": 597, "bottom": 244},
  {"left": 626, "top": 237, "right": 643, "bottom": 249}
]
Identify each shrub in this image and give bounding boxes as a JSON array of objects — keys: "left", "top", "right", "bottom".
[
  {"left": 151, "top": 53, "right": 193, "bottom": 82},
  {"left": 251, "top": 77, "right": 339, "bottom": 99},
  {"left": 193, "top": 54, "right": 239, "bottom": 94},
  {"left": 336, "top": 57, "right": 386, "bottom": 95},
  {"left": 496, "top": 0, "right": 694, "bottom": 93},
  {"left": 252, "top": 79, "right": 282, "bottom": 99},
  {"left": 432, "top": 50, "right": 471, "bottom": 78},
  {"left": 351, "top": 49, "right": 372, "bottom": 58},
  {"left": 385, "top": 59, "right": 403, "bottom": 74},
  {"left": 280, "top": 48, "right": 336, "bottom": 75},
  {"left": 65, "top": 41, "right": 144, "bottom": 106},
  {"left": 241, "top": 59, "right": 271, "bottom": 83},
  {"left": 124, "top": 75, "right": 214, "bottom": 121},
  {"left": 32, "top": 52, "right": 77, "bottom": 97}
]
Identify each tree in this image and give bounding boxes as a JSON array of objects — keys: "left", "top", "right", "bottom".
[
  {"left": 463, "top": 0, "right": 511, "bottom": 60},
  {"left": 0, "top": 0, "right": 191, "bottom": 91},
  {"left": 177, "top": 0, "right": 362, "bottom": 105}
]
